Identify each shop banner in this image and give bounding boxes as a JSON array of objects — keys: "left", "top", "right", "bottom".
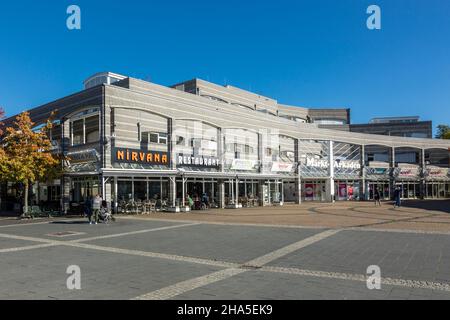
[
  {"left": 396, "top": 167, "right": 420, "bottom": 178},
  {"left": 425, "top": 167, "right": 449, "bottom": 178},
  {"left": 177, "top": 154, "right": 220, "bottom": 168},
  {"left": 366, "top": 167, "right": 388, "bottom": 175},
  {"left": 66, "top": 149, "right": 99, "bottom": 163},
  {"left": 271, "top": 162, "right": 294, "bottom": 173},
  {"left": 231, "top": 159, "right": 258, "bottom": 171},
  {"left": 113, "top": 148, "right": 169, "bottom": 165}
]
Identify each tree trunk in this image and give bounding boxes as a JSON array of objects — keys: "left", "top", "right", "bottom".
[{"left": 24, "top": 181, "right": 29, "bottom": 216}]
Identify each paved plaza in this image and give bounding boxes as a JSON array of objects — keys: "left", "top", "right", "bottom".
[{"left": 1, "top": 201, "right": 450, "bottom": 300}]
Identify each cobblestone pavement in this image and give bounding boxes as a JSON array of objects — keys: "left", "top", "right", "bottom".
[
  {"left": 1, "top": 201, "right": 450, "bottom": 300},
  {"left": 123, "top": 200, "right": 450, "bottom": 233}
]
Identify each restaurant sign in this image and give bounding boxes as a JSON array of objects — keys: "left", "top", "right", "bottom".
[
  {"left": 177, "top": 154, "right": 220, "bottom": 167},
  {"left": 113, "top": 148, "right": 169, "bottom": 165}
]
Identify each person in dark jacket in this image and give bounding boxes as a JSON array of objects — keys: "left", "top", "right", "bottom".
[
  {"left": 84, "top": 196, "right": 93, "bottom": 222},
  {"left": 393, "top": 187, "right": 401, "bottom": 208},
  {"left": 374, "top": 188, "right": 381, "bottom": 206}
]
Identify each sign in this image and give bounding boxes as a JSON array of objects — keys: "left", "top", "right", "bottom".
[
  {"left": 177, "top": 154, "right": 220, "bottom": 167},
  {"left": 426, "top": 168, "right": 449, "bottom": 177},
  {"left": 113, "top": 148, "right": 169, "bottom": 165},
  {"left": 271, "top": 162, "right": 294, "bottom": 173},
  {"left": 366, "top": 167, "right": 388, "bottom": 175},
  {"left": 304, "top": 184, "right": 314, "bottom": 199},
  {"left": 66, "top": 149, "right": 99, "bottom": 163},
  {"left": 231, "top": 159, "right": 258, "bottom": 171},
  {"left": 397, "top": 168, "right": 419, "bottom": 178},
  {"left": 305, "top": 157, "right": 361, "bottom": 170},
  {"left": 338, "top": 183, "right": 347, "bottom": 198}
]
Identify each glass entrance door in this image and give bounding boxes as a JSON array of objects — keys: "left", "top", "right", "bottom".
[
  {"left": 398, "top": 182, "right": 420, "bottom": 199},
  {"left": 426, "top": 182, "right": 450, "bottom": 199},
  {"left": 302, "top": 180, "right": 326, "bottom": 201},
  {"left": 368, "top": 182, "right": 390, "bottom": 201}
]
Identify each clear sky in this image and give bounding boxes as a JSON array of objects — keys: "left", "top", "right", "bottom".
[{"left": 0, "top": 0, "right": 449, "bottom": 134}]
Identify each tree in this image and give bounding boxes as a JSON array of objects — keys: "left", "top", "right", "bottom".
[
  {"left": 436, "top": 124, "right": 450, "bottom": 139},
  {"left": 0, "top": 112, "right": 60, "bottom": 216}
]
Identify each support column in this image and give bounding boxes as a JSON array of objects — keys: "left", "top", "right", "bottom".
[
  {"left": 103, "top": 176, "right": 112, "bottom": 210},
  {"left": 62, "top": 176, "right": 71, "bottom": 215},
  {"left": 295, "top": 175, "right": 302, "bottom": 204},
  {"left": 360, "top": 145, "right": 366, "bottom": 201},
  {"left": 167, "top": 176, "right": 179, "bottom": 212},
  {"left": 327, "top": 140, "right": 335, "bottom": 203},
  {"left": 182, "top": 177, "right": 186, "bottom": 207},
  {"left": 281, "top": 180, "right": 284, "bottom": 205},
  {"left": 218, "top": 179, "right": 225, "bottom": 209},
  {"left": 390, "top": 146, "right": 396, "bottom": 200},
  {"left": 114, "top": 176, "right": 118, "bottom": 213},
  {"left": 258, "top": 180, "right": 264, "bottom": 206},
  {"left": 421, "top": 148, "right": 426, "bottom": 200},
  {"left": 235, "top": 177, "right": 239, "bottom": 207}
]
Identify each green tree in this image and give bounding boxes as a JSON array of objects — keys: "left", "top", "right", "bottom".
[
  {"left": 436, "top": 124, "right": 450, "bottom": 139},
  {"left": 0, "top": 112, "right": 60, "bottom": 216}
]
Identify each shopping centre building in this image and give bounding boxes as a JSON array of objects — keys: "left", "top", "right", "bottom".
[{"left": 1, "top": 72, "right": 450, "bottom": 213}]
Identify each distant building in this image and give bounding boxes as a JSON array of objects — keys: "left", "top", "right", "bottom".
[{"left": 349, "top": 116, "right": 432, "bottom": 139}]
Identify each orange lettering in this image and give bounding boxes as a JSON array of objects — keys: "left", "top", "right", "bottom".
[
  {"left": 132, "top": 152, "right": 138, "bottom": 161},
  {"left": 126, "top": 150, "right": 130, "bottom": 161},
  {"left": 117, "top": 150, "right": 124, "bottom": 160},
  {"left": 162, "top": 155, "right": 168, "bottom": 164},
  {"left": 139, "top": 152, "right": 145, "bottom": 161},
  {"left": 146, "top": 153, "right": 153, "bottom": 162},
  {"left": 154, "top": 153, "right": 160, "bottom": 163}
]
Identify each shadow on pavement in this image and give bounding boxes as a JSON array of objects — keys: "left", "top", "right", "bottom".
[
  {"left": 400, "top": 200, "right": 450, "bottom": 214},
  {"left": 51, "top": 220, "right": 89, "bottom": 225}
]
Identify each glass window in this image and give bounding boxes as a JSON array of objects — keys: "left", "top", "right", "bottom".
[
  {"left": 72, "top": 119, "right": 84, "bottom": 145},
  {"left": 134, "top": 180, "right": 147, "bottom": 201},
  {"left": 158, "top": 133, "right": 167, "bottom": 144},
  {"left": 149, "top": 133, "right": 159, "bottom": 143},
  {"left": 85, "top": 115, "right": 99, "bottom": 143},
  {"left": 118, "top": 181, "right": 133, "bottom": 201}
]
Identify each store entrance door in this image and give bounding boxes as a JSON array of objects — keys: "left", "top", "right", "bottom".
[
  {"left": 334, "top": 181, "right": 360, "bottom": 201},
  {"left": 367, "top": 182, "right": 390, "bottom": 201},
  {"left": 397, "top": 182, "right": 420, "bottom": 199},
  {"left": 302, "top": 180, "right": 326, "bottom": 201}
]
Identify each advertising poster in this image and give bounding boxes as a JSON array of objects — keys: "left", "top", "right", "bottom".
[{"left": 305, "top": 184, "right": 314, "bottom": 199}]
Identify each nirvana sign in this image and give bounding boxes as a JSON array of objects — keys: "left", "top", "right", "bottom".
[
  {"left": 177, "top": 154, "right": 220, "bottom": 167},
  {"left": 113, "top": 148, "right": 169, "bottom": 165}
]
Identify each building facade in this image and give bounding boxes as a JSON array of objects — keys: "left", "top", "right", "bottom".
[{"left": 2, "top": 72, "right": 450, "bottom": 213}]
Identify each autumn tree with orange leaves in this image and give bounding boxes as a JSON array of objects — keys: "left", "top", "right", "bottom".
[{"left": 0, "top": 112, "right": 60, "bottom": 216}]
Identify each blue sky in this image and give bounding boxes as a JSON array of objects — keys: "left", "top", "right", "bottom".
[{"left": 0, "top": 0, "right": 449, "bottom": 133}]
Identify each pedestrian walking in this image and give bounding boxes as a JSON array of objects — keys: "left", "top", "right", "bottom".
[
  {"left": 84, "top": 195, "right": 92, "bottom": 223},
  {"left": 374, "top": 188, "right": 381, "bottom": 206},
  {"left": 393, "top": 187, "right": 401, "bottom": 208},
  {"left": 92, "top": 194, "right": 102, "bottom": 224}
]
